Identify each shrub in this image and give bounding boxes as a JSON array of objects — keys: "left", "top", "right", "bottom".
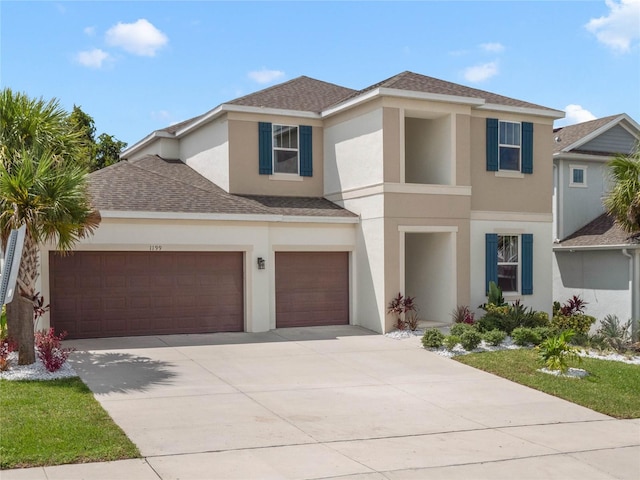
[
  {"left": 551, "top": 314, "right": 596, "bottom": 335},
  {"left": 537, "top": 329, "right": 581, "bottom": 373},
  {"left": 405, "top": 312, "right": 420, "bottom": 332},
  {"left": 511, "top": 327, "right": 542, "bottom": 347},
  {"left": 558, "top": 295, "right": 588, "bottom": 316},
  {"left": 487, "top": 281, "right": 506, "bottom": 306},
  {"left": 533, "top": 326, "right": 554, "bottom": 342},
  {"left": 460, "top": 329, "right": 483, "bottom": 351},
  {"left": 421, "top": 328, "right": 444, "bottom": 348},
  {"left": 450, "top": 322, "right": 474, "bottom": 337},
  {"left": 34, "top": 328, "right": 74, "bottom": 372},
  {"left": 451, "top": 305, "right": 475, "bottom": 324},
  {"left": 483, "top": 329, "right": 506, "bottom": 346},
  {"left": 444, "top": 335, "right": 460, "bottom": 350},
  {"left": 596, "top": 315, "right": 632, "bottom": 353},
  {"left": 388, "top": 293, "right": 417, "bottom": 331}
]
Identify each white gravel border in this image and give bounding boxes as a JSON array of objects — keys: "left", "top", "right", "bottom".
[{"left": 0, "top": 352, "right": 77, "bottom": 381}]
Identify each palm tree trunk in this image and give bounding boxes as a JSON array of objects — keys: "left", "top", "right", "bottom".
[
  {"left": 6, "top": 295, "right": 35, "bottom": 365},
  {"left": 6, "top": 232, "right": 39, "bottom": 365}
]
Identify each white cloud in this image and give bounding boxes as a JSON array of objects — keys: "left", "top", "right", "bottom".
[
  {"left": 480, "top": 42, "right": 505, "bottom": 53},
  {"left": 563, "top": 104, "right": 597, "bottom": 125},
  {"left": 463, "top": 61, "right": 499, "bottom": 82},
  {"left": 105, "top": 19, "right": 168, "bottom": 56},
  {"left": 83, "top": 26, "right": 96, "bottom": 36},
  {"left": 585, "top": 0, "right": 640, "bottom": 53},
  {"left": 75, "top": 49, "right": 111, "bottom": 69},
  {"left": 248, "top": 68, "right": 285, "bottom": 84}
]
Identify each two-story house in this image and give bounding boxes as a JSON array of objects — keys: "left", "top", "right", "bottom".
[
  {"left": 39, "top": 71, "right": 563, "bottom": 338},
  {"left": 552, "top": 114, "right": 640, "bottom": 329}
]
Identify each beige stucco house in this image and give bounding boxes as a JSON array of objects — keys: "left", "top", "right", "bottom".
[{"left": 39, "top": 72, "right": 564, "bottom": 338}]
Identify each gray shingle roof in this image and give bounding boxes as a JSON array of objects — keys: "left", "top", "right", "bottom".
[
  {"left": 552, "top": 114, "right": 621, "bottom": 154},
  {"left": 89, "top": 155, "right": 357, "bottom": 218},
  {"left": 338, "top": 71, "right": 556, "bottom": 111},
  {"left": 559, "top": 213, "right": 640, "bottom": 247}
]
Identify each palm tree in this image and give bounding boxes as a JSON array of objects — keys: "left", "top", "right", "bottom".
[
  {"left": 1, "top": 89, "right": 100, "bottom": 364},
  {"left": 604, "top": 147, "right": 640, "bottom": 234}
]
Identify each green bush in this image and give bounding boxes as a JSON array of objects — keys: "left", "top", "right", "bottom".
[
  {"left": 483, "top": 329, "right": 506, "bottom": 346},
  {"left": 421, "top": 328, "right": 445, "bottom": 348},
  {"left": 511, "top": 327, "right": 542, "bottom": 346},
  {"left": 444, "top": 335, "right": 460, "bottom": 350},
  {"left": 460, "top": 329, "right": 483, "bottom": 351},
  {"left": 533, "top": 326, "right": 554, "bottom": 342},
  {"left": 478, "top": 302, "right": 550, "bottom": 334},
  {"left": 551, "top": 314, "right": 596, "bottom": 335},
  {"left": 450, "top": 322, "right": 474, "bottom": 337}
]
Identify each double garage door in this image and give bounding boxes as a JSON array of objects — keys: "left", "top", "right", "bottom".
[{"left": 50, "top": 251, "right": 349, "bottom": 339}]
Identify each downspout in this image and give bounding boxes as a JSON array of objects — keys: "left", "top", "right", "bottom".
[{"left": 622, "top": 248, "right": 639, "bottom": 341}]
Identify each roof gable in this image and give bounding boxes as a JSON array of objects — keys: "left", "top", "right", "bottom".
[{"left": 553, "top": 113, "right": 640, "bottom": 155}]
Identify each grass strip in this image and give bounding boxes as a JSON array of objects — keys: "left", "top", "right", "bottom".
[
  {"left": 455, "top": 348, "right": 640, "bottom": 419},
  {"left": 0, "top": 377, "right": 140, "bottom": 469}
]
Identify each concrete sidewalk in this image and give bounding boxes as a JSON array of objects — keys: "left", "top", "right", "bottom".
[{"left": 4, "top": 326, "right": 639, "bottom": 479}]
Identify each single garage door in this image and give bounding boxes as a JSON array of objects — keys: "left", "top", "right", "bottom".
[
  {"left": 49, "top": 251, "right": 244, "bottom": 339},
  {"left": 275, "top": 252, "right": 349, "bottom": 328}
]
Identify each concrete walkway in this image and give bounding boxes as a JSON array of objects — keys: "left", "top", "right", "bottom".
[{"left": 4, "top": 326, "right": 639, "bottom": 479}]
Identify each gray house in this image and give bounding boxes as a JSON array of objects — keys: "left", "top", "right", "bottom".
[{"left": 552, "top": 113, "right": 640, "bottom": 332}]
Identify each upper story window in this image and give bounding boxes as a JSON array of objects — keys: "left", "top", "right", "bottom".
[
  {"left": 499, "top": 121, "right": 521, "bottom": 171},
  {"left": 259, "top": 122, "right": 313, "bottom": 177},
  {"left": 486, "top": 118, "right": 533, "bottom": 175},
  {"left": 569, "top": 165, "right": 587, "bottom": 187},
  {"left": 273, "top": 125, "right": 299, "bottom": 174}
]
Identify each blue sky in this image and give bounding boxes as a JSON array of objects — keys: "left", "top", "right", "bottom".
[{"left": 2, "top": 1, "right": 639, "bottom": 147}]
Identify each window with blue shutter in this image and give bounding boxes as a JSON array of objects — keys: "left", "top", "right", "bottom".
[
  {"left": 521, "top": 234, "right": 533, "bottom": 294},
  {"left": 259, "top": 122, "right": 273, "bottom": 175},
  {"left": 486, "top": 118, "right": 498, "bottom": 172},
  {"left": 299, "top": 125, "right": 312, "bottom": 177},
  {"left": 521, "top": 122, "right": 533, "bottom": 174},
  {"left": 485, "top": 233, "right": 498, "bottom": 294}
]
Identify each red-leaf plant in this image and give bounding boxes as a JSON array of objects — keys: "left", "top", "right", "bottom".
[
  {"left": 560, "top": 295, "right": 588, "bottom": 316},
  {"left": 388, "top": 293, "right": 418, "bottom": 331},
  {"left": 34, "top": 328, "right": 74, "bottom": 372}
]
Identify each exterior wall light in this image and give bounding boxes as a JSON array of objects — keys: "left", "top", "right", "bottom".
[{"left": 257, "top": 257, "right": 266, "bottom": 270}]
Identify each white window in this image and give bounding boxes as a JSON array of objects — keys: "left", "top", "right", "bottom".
[
  {"left": 499, "top": 121, "right": 521, "bottom": 171},
  {"left": 273, "top": 125, "right": 299, "bottom": 174},
  {"left": 569, "top": 165, "right": 587, "bottom": 187},
  {"left": 497, "top": 235, "right": 519, "bottom": 293}
]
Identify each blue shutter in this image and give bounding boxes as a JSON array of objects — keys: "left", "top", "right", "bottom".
[
  {"left": 258, "top": 122, "right": 272, "bottom": 175},
  {"left": 299, "top": 125, "right": 312, "bottom": 177},
  {"left": 485, "top": 234, "right": 498, "bottom": 294},
  {"left": 486, "top": 118, "right": 498, "bottom": 171},
  {"left": 521, "top": 234, "right": 533, "bottom": 294},
  {"left": 521, "top": 122, "right": 533, "bottom": 174}
]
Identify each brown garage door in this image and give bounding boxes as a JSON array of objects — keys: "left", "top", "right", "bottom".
[
  {"left": 275, "top": 252, "right": 349, "bottom": 328},
  {"left": 49, "top": 251, "right": 243, "bottom": 339}
]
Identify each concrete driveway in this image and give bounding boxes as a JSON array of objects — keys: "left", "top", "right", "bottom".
[{"left": 6, "top": 326, "right": 639, "bottom": 479}]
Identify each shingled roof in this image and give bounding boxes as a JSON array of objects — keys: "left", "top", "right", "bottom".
[
  {"left": 558, "top": 213, "right": 640, "bottom": 247},
  {"left": 552, "top": 114, "right": 622, "bottom": 154},
  {"left": 340, "top": 71, "right": 554, "bottom": 111},
  {"left": 89, "top": 155, "right": 357, "bottom": 219}
]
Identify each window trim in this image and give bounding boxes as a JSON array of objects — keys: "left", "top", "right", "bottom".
[
  {"left": 498, "top": 120, "right": 521, "bottom": 172},
  {"left": 569, "top": 164, "right": 588, "bottom": 188},
  {"left": 272, "top": 124, "right": 300, "bottom": 175}
]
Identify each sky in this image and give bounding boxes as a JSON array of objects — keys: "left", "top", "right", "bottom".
[{"left": 1, "top": 1, "right": 639, "bottom": 148}]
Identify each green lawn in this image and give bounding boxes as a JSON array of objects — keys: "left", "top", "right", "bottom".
[
  {"left": 455, "top": 348, "right": 640, "bottom": 419},
  {"left": 0, "top": 377, "right": 140, "bottom": 469}
]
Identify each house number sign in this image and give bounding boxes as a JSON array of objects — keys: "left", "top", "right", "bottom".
[{"left": 149, "top": 245, "right": 163, "bottom": 251}]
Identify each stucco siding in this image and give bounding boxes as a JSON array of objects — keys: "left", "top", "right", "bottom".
[
  {"left": 324, "top": 108, "right": 384, "bottom": 195},
  {"left": 553, "top": 249, "right": 631, "bottom": 328},
  {"left": 470, "top": 116, "right": 553, "bottom": 214},
  {"left": 181, "top": 118, "right": 230, "bottom": 191},
  {"left": 470, "top": 218, "right": 553, "bottom": 318}
]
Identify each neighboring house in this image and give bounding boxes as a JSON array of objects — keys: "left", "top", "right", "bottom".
[
  {"left": 552, "top": 114, "right": 640, "bottom": 328},
  {"left": 38, "top": 71, "right": 563, "bottom": 339}
]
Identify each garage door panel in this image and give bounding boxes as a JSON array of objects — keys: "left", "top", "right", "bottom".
[
  {"left": 50, "top": 251, "right": 244, "bottom": 339},
  {"left": 276, "top": 252, "right": 349, "bottom": 328}
]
